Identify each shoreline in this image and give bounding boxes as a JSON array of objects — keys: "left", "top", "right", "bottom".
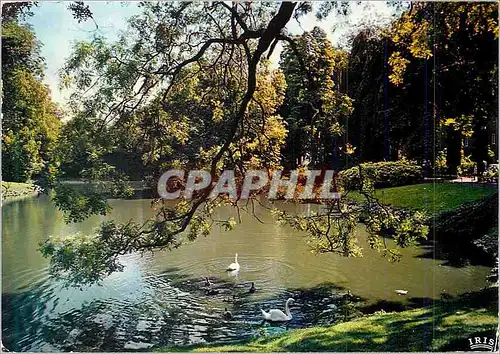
[
  {"left": 1, "top": 182, "right": 39, "bottom": 203},
  {"left": 159, "top": 286, "right": 498, "bottom": 352}
]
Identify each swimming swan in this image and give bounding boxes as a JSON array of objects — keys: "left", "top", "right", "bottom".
[
  {"left": 226, "top": 253, "right": 240, "bottom": 272},
  {"left": 261, "top": 298, "right": 294, "bottom": 322},
  {"left": 395, "top": 289, "right": 408, "bottom": 295}
]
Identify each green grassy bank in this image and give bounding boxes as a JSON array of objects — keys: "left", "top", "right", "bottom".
[
  {"left": 161, "top": 287, "right": 498, "bottom": 352},
  {"left": 347, "top": 182, "right": 495, "bottom": 216}
]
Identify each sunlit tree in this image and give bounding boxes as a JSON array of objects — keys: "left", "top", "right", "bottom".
[
  {"left": 1, "top": 17, "right": 61, "bottom": 182},
  {"left": 38, "top": 2, "right": 429, "bottom": 285}
]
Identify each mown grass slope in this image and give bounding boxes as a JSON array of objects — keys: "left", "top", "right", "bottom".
[{"left": 346, "top": 183, "right": 495, "bottom": 216}]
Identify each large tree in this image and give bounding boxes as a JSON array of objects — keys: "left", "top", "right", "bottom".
[
  {"left": 39, "top": 2, "right": 428, "bottom": 285},
  {"left": 388, "top": 2, "right": 498, "bottom": 175},
  {"left": 280, "top": 26, "right": 352, "bottom": 169},
  {"left": 1, "top": 16, "right": 61, "bottom": 182}
]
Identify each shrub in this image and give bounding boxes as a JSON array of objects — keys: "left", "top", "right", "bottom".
[
  {"left": 435, "top": 149, "right": 447, "bottom": 175},
  {"left": 338, "top": 158, "right": 423, "bottom": 191},
  {"left": 482, "top": 164, "right": 498, "bottom": 183},
  {"left": 457, "top": 149, "right": 475, "bottom": 176}
]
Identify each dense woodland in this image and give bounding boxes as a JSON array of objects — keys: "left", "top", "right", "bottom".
[
  {"left": 1, "top": 1, "right": 498, "bottom": 284},
  {"left": 3, "top": 2, "right": 498, "bottom": 182}
]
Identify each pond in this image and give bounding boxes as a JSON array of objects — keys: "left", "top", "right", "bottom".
[{"left": 1, "top": 196, "right": 491, "bottom": 351}]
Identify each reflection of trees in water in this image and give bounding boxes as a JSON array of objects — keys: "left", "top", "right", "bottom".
[
  {"left": 2, "top": 271, "right": 395, "bottom": 351},
  {"left": 2, "top": 286, "right": 55, "bottom": 352}
]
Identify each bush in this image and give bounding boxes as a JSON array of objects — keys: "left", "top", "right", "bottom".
[
  {"left": 458, "top": 150, "right": 475, "bottom": 176},
  {"left": 338, "top": 158, "right": 423, "bottom": 191},
  {"left": 482, "top": 164, "right": 498, "bottom": 183}
]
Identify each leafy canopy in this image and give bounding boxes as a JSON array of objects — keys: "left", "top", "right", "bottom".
[{"left": 38, "top": 2, "right": 429, "bottom": 286}]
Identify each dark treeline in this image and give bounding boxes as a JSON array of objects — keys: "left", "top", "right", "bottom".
[{"left": 347, "top": 4, "right": 498, "bottom": 175}]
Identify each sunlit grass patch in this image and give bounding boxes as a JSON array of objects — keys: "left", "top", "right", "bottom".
[{"left": 346, "top": 183, "right": 495, "bottom": 216}]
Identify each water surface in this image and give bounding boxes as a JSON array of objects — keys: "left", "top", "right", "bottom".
[{"left": 2, "top": 196, "right": 490, "bottom": 351}]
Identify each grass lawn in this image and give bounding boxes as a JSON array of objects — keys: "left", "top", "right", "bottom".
[
  {"left": 161, "top": 288, "right": 497, "bottom": 352},
  {"left": 346, "top": 183, "right": 496, "bottom": 216}
]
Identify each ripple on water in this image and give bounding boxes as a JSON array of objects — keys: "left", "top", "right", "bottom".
[
  {"left": 2, "top": 258, "right": 361, "bottom": 351},
  {"left": 3, "top": 199, "right": 490, "bottom": 351}
]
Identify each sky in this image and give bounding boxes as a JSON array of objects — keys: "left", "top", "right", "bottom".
[{"left": 27, "top": 1, "right": 395, "bottom": 107}]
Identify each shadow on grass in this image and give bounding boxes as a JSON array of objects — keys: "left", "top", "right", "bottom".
[
  {"left": 285, "top": 287, "right": 498, "bottom": 352},
  {"left": 162, "top": 287, "right": 498, "bottom": 352}
]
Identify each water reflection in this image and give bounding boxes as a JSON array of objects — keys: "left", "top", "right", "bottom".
[
  {"left": 2, "top": 196, "right": 491, "bottom": 351},
  {"left": 2, "top": 272, "right": 357, "bottom": 351}
]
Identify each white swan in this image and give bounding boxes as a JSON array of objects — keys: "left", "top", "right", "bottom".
[
  {"left": 226, "top": 253, "right": 240, "bottom": 272},
  {"left": 261, "top": 298, "right": 294, "bottom": 322},
  {"left": 395, "top": 289, "right": 408, "bottom": 295}
]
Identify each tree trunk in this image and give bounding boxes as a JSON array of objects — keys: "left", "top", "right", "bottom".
[{"left": 446, "top": 127, "right": 461, "bottom": 176}]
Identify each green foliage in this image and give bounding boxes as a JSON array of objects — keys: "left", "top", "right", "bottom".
[
  {"left": 388, "top": 2, "right": 498, "bottom": 86},
  {"left": 436, "top": 147, "right": 476, "bottom": 177},
  {"left": 387, "top": 2, "right": 498, "bottom": 174},
  {"left": 37, "top": 2, "right": 492, "bottom": 287},
  {"left": 38, "top": 220, "right": 143, "bottom": 285},
  {"left": 40, "top": 1, "right": 300, "bottom": 284},
  {"left": 52, "top": 184, "right": 111, "bottom": 223},
  {"left": 435, "top": 149, "right": 448, "bottom": 175},
  {"left": 364, "top": 205, "right": 428, "bottom": 260},
  {"left": 55, "top": 115, "right": 111, "bottom": 178},
  {"left": 67, "top": 1, "right": 94, "bottom": 23},
  {"left": 346, "top": 27, "right": 429, "bottom": 163},
  {"left": 349, "top": 3, "right": 497, "bottom": 171},
  {"left": 482, "top": 164, "right": 499, "bottom": 183},
  {"left": 280, "top": 26, "right": 352, "bottom": 167},
  {"left": 50, "top": 170, "right": 134, "bottom": 223},
  {"left": 442, "top": 115, "right": 474, "bottom": 138},
  {"left": 2, "top": 127, "right": 41, "bottom": 182},
  {"left": 338, "top": 159, "right": 423, "bottom": 191},
  {"left": 1, "top": 2, "right": 37, "bottom": 22},
  {"left": 1, "top": 20, "right": 61, "bottom": 182},
  {"left": 272, "top": 184, "right": 429, "bottom": 261},
  {"left": 458, "top": 149, "right": 475, "bottom": 176},
  {"left": 40, "top": 196, "right": 240, "bottom": 284},
  {"left": 1, "top": 20, "right": 44, "bottom": 75},
  {"left": 272, "top": 202, "right": 363, "bottom": 257}
]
